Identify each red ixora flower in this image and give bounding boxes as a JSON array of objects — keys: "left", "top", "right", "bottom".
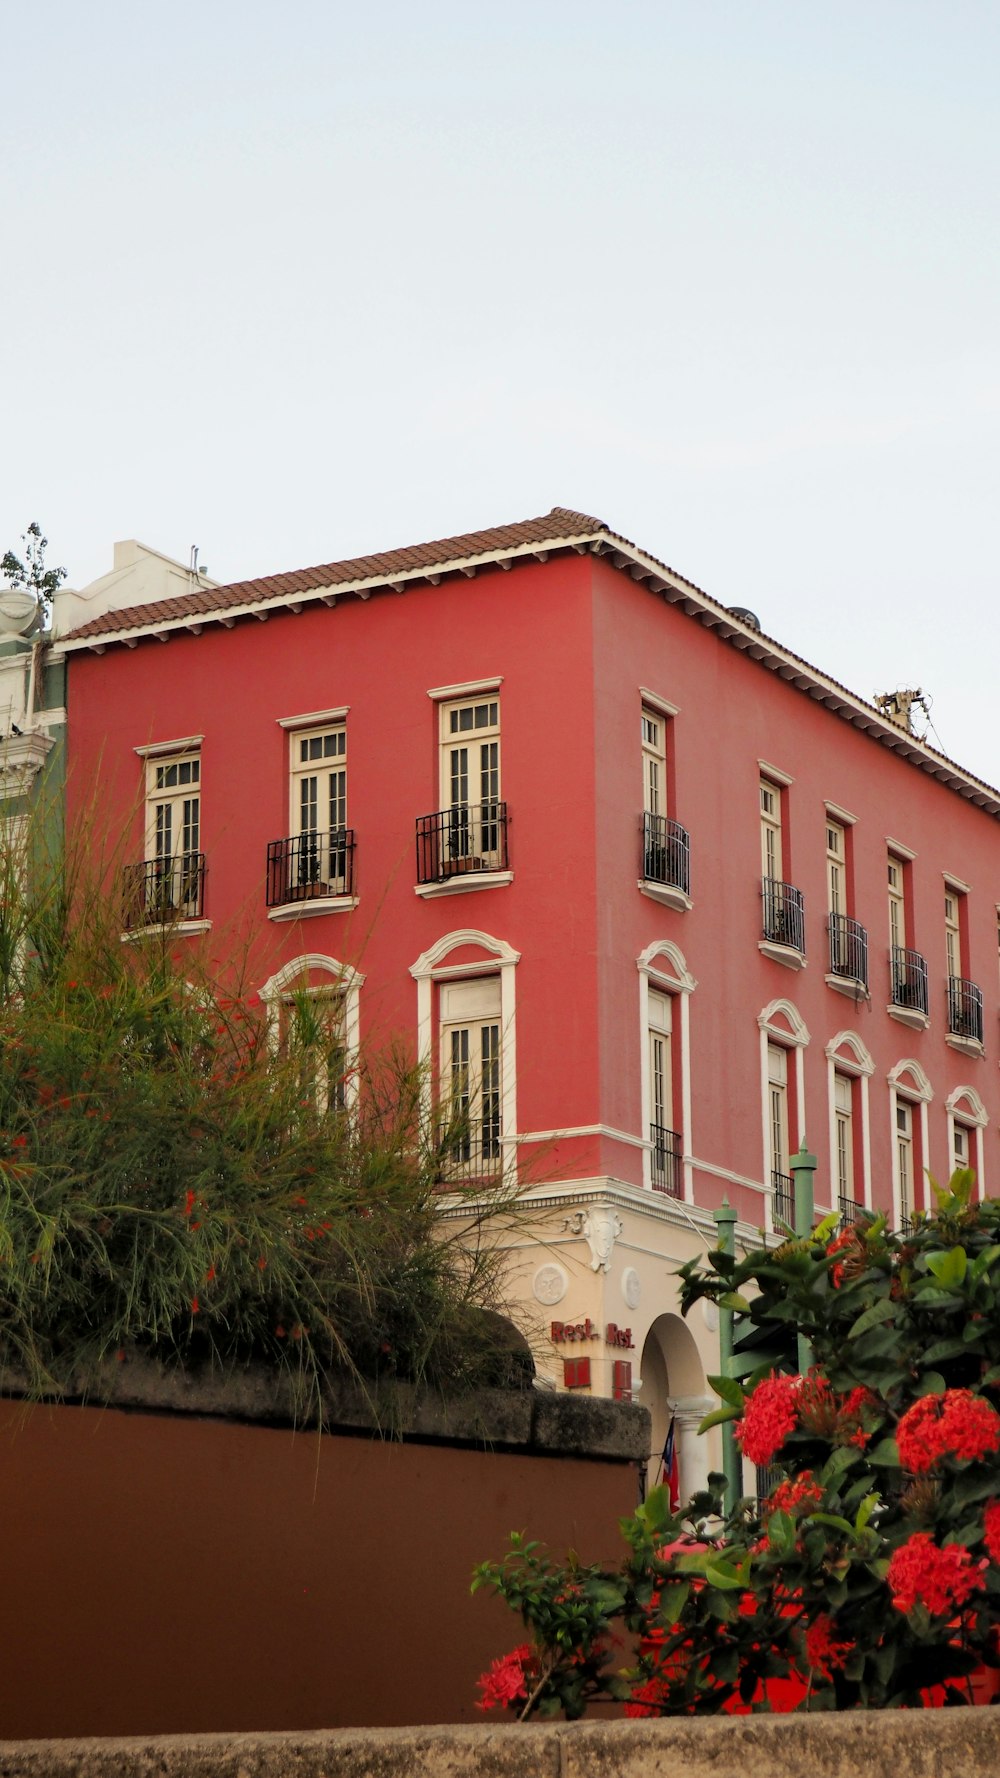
[
  {"left": 476, "top": 1645, "right": 534, "bottom": 1712},
  {"left": 887, "top": 1533, "right": 985, "bottom": 1616},
  {"left": 896, "top": 1389, "right": 1000, "bottom": 1475},
  {"left": 804, "top": 1614, "right": 852, "bottom": 1678},
  {"left": 767, "top": 1470, "right": 823, "bottom": 1519},
  {"left": 190, "top": 1296, "right": 200, "bottom": 1315},
  {"left": 736, "top": 1373, "right": 802, "bottom": 1466}
]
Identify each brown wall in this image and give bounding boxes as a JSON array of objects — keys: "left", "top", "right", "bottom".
[{"left": 0, "top": 1396, "right": 638, "bottom": 1738}]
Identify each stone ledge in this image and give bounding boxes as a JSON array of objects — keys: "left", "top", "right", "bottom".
[
  {"left": 0, "top": 1354, "right": 650, "bottom": 1462},
  {"left": 3, "top": 1712, "right": 1000, "bottom": 1778}
]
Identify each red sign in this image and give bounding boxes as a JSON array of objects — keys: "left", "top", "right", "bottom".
[
  {"left": 606, "top": 1323, "right": 634, "bottom": 1349},
  {"left": 550, "top": 1318, "right": 596, "bottom": 1343}
]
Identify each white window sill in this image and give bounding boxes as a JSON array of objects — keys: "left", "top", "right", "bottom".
[
  {"left": 887, "top": 1003, "right": 930, "bottom": 1032},
  {"left": 758, "top": 940, "right": 807, "bottom": 971},
  {"left": 946, "top": 1032, "right": 985, "bottom": 1059},
  {"left": 121, "top": 919, "right": 212, "bottom": 943},
  {"left": 825, "top": 972, "right": 870, "bottom": 1002},
  {"left": 267, "top": 896, "right": 359, "bottom": 922},
  {"left": 414, "top": 871, "right": 513, "bottom": 899},
  {"left": 638, "top": 880, "right": 692, "bottom": 913}
]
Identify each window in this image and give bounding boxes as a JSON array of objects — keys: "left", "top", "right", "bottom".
[
  {"left": 944, "top": 889, "right": 962, "bottom": 980},
  {"left": 648, "top": 989, "right": 680, "bottom": 1196},
  {"left": 642, "top": 710, "right": 666, "bottom": 819},
  {"left": 283, "top": 986, "right": 348, "bottom": 1114},
  {"left": 418, "top": 696, "right": 505, "bottom": 879},
  {"left": 760, "top": 780, "right": 782, "bottom": 881},
  {"left": 142, "top": 749, "right": 203, "bottom": 919},
  {"left": 825, "top": 1032, "right": 874, "bottom": 1213},
  {"left": 640, "top": 706, "right": 689, "bottom": 900},
  {"left": 896, "top": 1100, "right": 914, "bottom": 1228},
  {"left": 438, "top": 977, "right": 502, "bottom": 1178},
  {"left": 768, "top": 1042, "right": 791, "bottom": 1222},
  {"left": 947, "top": 1088, "right": 987, "bottom": 1193},
  {"left": 289, "top": 724, "right": 350, "bottom": 895},
  {"left": 888, "top": 852, "right": 928, "bottom": 1018},
  {"left": 952, "top": 1120, "right": 970, "bottom": 1171},
  {"left": 834, "top": 1072, "right": 854, "bottom": 1203},
  {"left": 827, "top": 820, "right": 846, "bottom": 921},
  {"left": 944, "top": 885, "right": 982, "bottom": 1043},
  {"left": 888, "top": 854, "right": 906, "bottom": 951}
]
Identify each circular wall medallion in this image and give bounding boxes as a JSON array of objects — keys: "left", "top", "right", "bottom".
[
  {"left": 533, "top": 1263, "right": 568, "bottom": 1306},
  {"left": 622, "top": 1267, "right": 641, "bottom": 1310},
  {"left": 702, "top": 1299, "right": 720, "bottom": 1333}
]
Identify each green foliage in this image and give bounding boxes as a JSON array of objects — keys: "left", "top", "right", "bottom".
[
  {"left": 1, "top": 520, "right": 66, "bottom": 624},
  {"left": 475, "top": 1179, "right": 1000, "bottom": 1717},
  {"left": 0, "top": 813, "right": 524, "bottom": 1415}
]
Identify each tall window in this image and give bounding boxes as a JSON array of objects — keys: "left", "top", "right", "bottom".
[
  {"left": 888, "top": 854, "right": 906, "bottom": 951},
  {"left": 440, "top": 697, "right": 501, "bottom": 867},
  {"left": 827, "top": 820, "right": 846, "bottom": 920},
  {"left": 944, "top": 889, "right": 963, "bottom": 979},
  {"left": 289, "top": 724, "right": 349, "bottom": 893},
  {"left": 283, "top": 987, "right": 347, "bottom": 1115},
  {"left": 760, "top": 780, "right": 782, "bottom": 881},
  {"left": 642, "top": 710, "right": 667, "bottom": 818},
  {"left": 648, "top": 989, "right": 680, "bottom": 1195},
  {"left": 768, "top": 1043, "right": 789, "bottom": 1173},
  {"left": 834, "top": 1072, "right": 854, "bottom": 1202},
  {"left": 952, "top": 1119, "right": 970, "bottom": 1172},
  {"left": 438, "top": 977, "right": 502, "bottom": 1178},
  {"left": 896, "top": 1100, "right": 913, "bottom": 1227},
  {"left": 145, "top": 750, "right": 201, "bottom": 917}
]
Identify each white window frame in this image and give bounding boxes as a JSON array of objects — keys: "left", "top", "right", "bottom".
[
  {"left": 946, "top": 1085, "right": 988, "bottom": 1194},
  {"left": 437, "top": 976, "right": 503, "bottom": 1178},
  {"left": 760, "top": 778, "right": 783, "bottom": 882},
  {"left": 826, "top": 818, "right": 846, "bottom": 920},
  {"left": 888, "top": 1059, "right": 932, "bottom": 1226},
  {"left": 824, "top": 1031, "right": 874, "bottom": 1211},
  {"left": 641, "top": 707, "right": 667, "bottom": 820},
  {"left": 259, "top": 953, "right": 364, "bottom": 1111},
  {"left": 410, "top": 929, "right": 519, "bottom": 1184},
  {"left": 757, "top": 999, "right": 809, "bottom": 1230},
  {"left": 637, "top": 941, "right": 696, "bottom": 1199}
]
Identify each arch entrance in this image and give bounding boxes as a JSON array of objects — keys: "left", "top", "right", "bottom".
[{"left": 639, "top": 1312, "right": 712, "bottom": 1501}]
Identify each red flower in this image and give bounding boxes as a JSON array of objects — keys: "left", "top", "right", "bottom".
[
  {"left": 897, "top": 1390, "right": 1000, "bottom": 1474},
  {"left": 257, "top": 1256, "right": 267, "bottom": 1270},
  {"left": 887, "top": 1533, "right": 985, "bottom": 1616},
  {"left": 190, "top": 1297, "right": 200, "bottom": 1314},
  {"left": 184, "top": 1189, "right": 196, "bottom": 1218},
  {"left": 804, "top": 1614, "right": 852, "bottom": 1677},
  {"left": 736, "top": 1373, "right": 801, "bottom": 1466},
  {"left": 984, "top": 1502, "right": 1000, "bottom": 1565},
  {"left": 11, "top": 1135, "right": 27, "bottom": 1151},
  {"left": 476, "top": 1645, "right": 533, "bottom": 1712},
  {"left": 767, "top": 1470, "right": 823, "bottom": 1519},
  {"left": 205, "top": 1265, "right": 217, "bottom": 1283}
]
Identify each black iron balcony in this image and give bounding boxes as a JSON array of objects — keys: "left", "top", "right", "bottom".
[
  {"left": 890, "top": 945, "right": 929, "bottom": 1016},
  {"left": 761, "top": 879, "right": 805, "bottom": 953},
  {"left": 642, "top": 813, "right": 691, "bottom": 896},
  {"left": 772, "top": 1169, "right": 794, "bottom": 1226},
  {"left": 650, "top": 1122, "right": 682, "bottom": 1197},
  {"left": 948, "top": 975, "right": 984, "bottom": 1044},
  {"left": 839, "top": 1195, "right": 865, "bottom": 1226},
  {"left": 828, "top": 913, "right": 868, "bottom": 989},
  {"left": 123, "top": 853, "right": 205, "bottom": 928},
  {"left": 416, "top": 801, "right": 508, "bottom": 885},
  {"left": 266, "top": 829, "right": 356, "bottom": 908}
]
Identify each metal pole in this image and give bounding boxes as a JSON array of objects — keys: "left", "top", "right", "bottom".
[
  {"left": 713, "top": 1197, "right": 742, "bottom": 1513},
  {"left": 790, "top": 1138, "right": 817, "bottom": 1373}
]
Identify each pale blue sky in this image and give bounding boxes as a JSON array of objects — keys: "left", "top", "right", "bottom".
[{"left": 4, "top": 1, "right": 999, "bottom": 784}]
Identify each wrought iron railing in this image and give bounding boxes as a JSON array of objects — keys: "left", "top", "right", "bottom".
[
  {"left": 828, "top": 913, "right": 868, "bottom": 989},
  {"left": 642, "top": 813, "right": 690, "bottom": 896},
  {"left": 650, "top": 1122, "right": 682, "bottom": 1197},
  {"left": 433, "top": 1123, "right": 504, "bottom": 1183},
  {"left": 761, "top": 879, "right": 805, "bottom": 953},
  {"left": 416, "top": 802, "right": 508, "bottom": 885},
  {"left": 123, "top": 853, "right": 205, "bottom": 927},
  {"left": 948, "top": 975, "right": 984, "bottom": 1044},
  {"left": 772, "top": 1169, "right": 794, "bottom": 1226},
  {"left": 266, "top": 829, "right": 356, "bottom": 907},
  {"left": 839, "top": 1195, "right": 865, "bottom": 1226},
  {"left": 890, "top": 945, "right": 929, "bottom": 1015}
]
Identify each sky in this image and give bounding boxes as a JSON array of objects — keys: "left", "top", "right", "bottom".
[{"left": 4, "top": 1, "right": 999, "bottom": 787}]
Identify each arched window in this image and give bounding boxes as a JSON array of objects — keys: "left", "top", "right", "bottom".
[
  {"left": 946, "top": 1086, "right": 988, "bottom": 1193},
  {"left": 758, "top": 1000, "right": 809, "bottom": 1231},
  {"left": 259, "top": 952, "right": 364, "bottom": 1111},
  {"left": 637, "top": 941, "right": 696, "bottom": 1199},
  {"left": 824, "top": 1031, "right": 875, "bottom": 1215},
  {"left": 887, "top": 1059, "right": 933, "bottom": 1228},
  {"left": 410, "top": 929, "right": 519, "bottom": 1183}
]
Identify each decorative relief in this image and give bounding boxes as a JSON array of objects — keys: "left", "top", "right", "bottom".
[
  {"left": 532, "top": 1263, "right": 568, "bottom": 1306},
  {"left": 622, "top": 1267, "right": 641, "bottom": 1310},
  {"left": 566, "top": 1206, "right": 624, "bottom": 1273}
]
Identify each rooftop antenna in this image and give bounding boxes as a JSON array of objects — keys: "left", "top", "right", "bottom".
[{"left": 874, "top": 687, "right": 931, "bottom": 740}]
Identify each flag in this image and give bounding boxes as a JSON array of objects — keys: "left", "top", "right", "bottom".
[{"left": 659, "top": 1416, "right": 681, "bottom": 1511}]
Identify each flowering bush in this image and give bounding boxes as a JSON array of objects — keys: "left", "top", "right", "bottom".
[{"left": 474, "top": 1173, "right": 1000, "bottom": 1714}]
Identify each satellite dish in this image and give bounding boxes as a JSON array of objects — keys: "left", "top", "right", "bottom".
[
  {"left": 727, "top": 605, "right": 762, "bottom": 632},
  {"left": 0, "top": 586, "right": 40, "bottom": 637}
]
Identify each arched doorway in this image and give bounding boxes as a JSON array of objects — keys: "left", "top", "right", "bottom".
[{"left": 639, "top": 1312, "right": 711, "bottom": 1501}]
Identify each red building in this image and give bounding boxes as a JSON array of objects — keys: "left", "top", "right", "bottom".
[{"left": 57, "top": 506, "right": 1000, "bottom": 1490}]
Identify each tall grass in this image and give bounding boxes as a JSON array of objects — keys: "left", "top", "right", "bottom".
[{"left": 0, "top": 805, "right": 525, "bottom": 1415}]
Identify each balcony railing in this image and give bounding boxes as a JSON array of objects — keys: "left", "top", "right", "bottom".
[
  {"left": 650, "top": 1122, "right": 682, "bottom": 1197},
  {"left": 772, "top": 1169, "right": 794, "bottom": 1227},
  {"left": 948, "top": 975, "right": 984, "bottom": 1044},
  {"left": 123, "top": 853, "right": 205, "bottom": 928},
  {"left": 266, "top": 829, "right": 356, "bottom": 908},
  {"left": 642, "top": 813, "right": 691, "bottom": 896},
  {"left": 416, "top": 801, "right": 508, "bottom": 885},
  {"left": 890, "top": 945, "right": 929, "bottom": 1016},
  {"left": 433, "top": 1122, "right": 504, "bottom": 1184},
  {"left": 828, "top": 913, "right": 868, "bottom": 989},
  {"left": 839, "top": 1195, "right": 865, "bottom": 1226},
  {"left": 761, "top": 879, "right": 805, "bottom": 953}
]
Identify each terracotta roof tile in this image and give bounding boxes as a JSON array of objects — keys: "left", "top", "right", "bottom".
[{"left": 66, "top": 506, "right": 608, "bottom": 641}]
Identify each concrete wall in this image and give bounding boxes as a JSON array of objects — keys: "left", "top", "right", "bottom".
[
  {"left": 3, "top": 1713, "right": 1000, "bottom": 1777},
  {"left": 0, "top": 1375, "right": 645, "bottom": 1740}
]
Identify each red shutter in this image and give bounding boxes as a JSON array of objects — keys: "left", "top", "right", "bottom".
[
  {"left": 612, "top": 1361, "right": 632, "bottom": 1402},
  {"left": 563, "top": 1357, "right": 591, "bottom": 1390}
]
